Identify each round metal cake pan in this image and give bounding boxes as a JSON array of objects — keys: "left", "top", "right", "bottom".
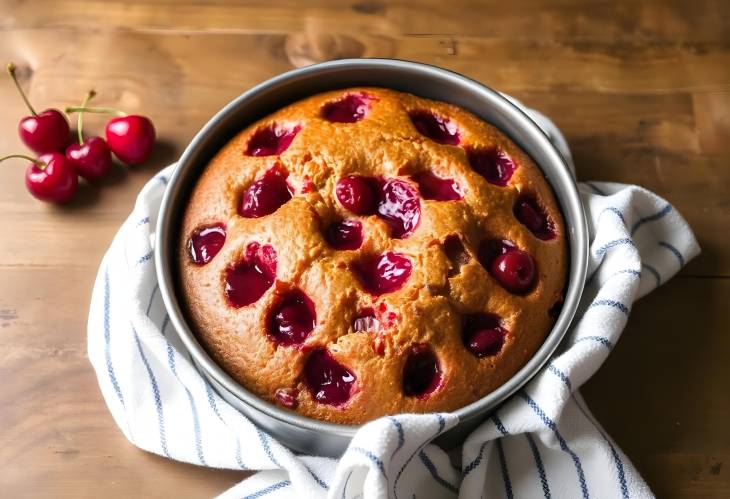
[{"left": 155, "top": 58, "right": 588, "bottom": 457}]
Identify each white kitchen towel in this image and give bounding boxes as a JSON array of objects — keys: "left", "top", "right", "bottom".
[{"left": 88, "top": 102, "right": 699, "bottom": 499}]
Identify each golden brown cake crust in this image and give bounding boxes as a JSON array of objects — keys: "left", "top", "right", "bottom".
[{"left": 178, "top": 87, "right": 567, "bottom": 424}]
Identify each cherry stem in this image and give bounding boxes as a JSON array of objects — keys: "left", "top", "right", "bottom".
[
  {"left": 77, "top": 90, "right": 97, "bottom": 145},
  {"left": 65, "top": 106, "right": 126, "bottom": 117},
  {"left": 0, "top": 154, "right": 45, "bottom": 170},
  {"left": 6, "top": 62, "right": 37, "bottom": 116}
]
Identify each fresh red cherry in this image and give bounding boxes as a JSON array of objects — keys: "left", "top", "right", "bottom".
[
  {"left": 463, "top": 314, "right": 507, "bottom": 357},
  {"left": 7, "top": 63, "right": 69, "bottom": 153},
  {"left": 65, "top": 100, "right": 156, "bottom": 165},
  {"left": 19, "top": 110, "right": 70, "bottom": 154},
  {"left": 66, "top": 136, "right": 112, "bottom": 181},
  {"left": 336, "top": 175, "right": 377, "bottom": 215},
  {"left": 64, "top": 90, "right": 112, "bottom": 181},
  {"left": 304, "top": 349, "right": 356, "bottom": 406},
  {"left": 402, "top": 344, "right": 442, "bottom": 398},
  {"left": 105, "top": 115, "right": 156, "bottom": 165},
  {"left": 26, "top": 153, "right": 78, "bottom": 203},
  {"left": 0, "top": 153, "right": 78, "bottom": 204},
  {"left": 239, "top": 166, "right": 293, "bottom": 218}
]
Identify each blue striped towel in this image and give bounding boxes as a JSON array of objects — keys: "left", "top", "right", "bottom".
[{"left": 87, "top": 101, "right": 699, "bottom": 499}]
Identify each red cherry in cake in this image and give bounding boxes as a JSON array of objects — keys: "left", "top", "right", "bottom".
[
  {"left": 376, "top": 178, "right": 421, "bottom": 238},
  {"left": 402, "top": 344, "right": 442, "bottom": 398},
  {"left": 326, "top": 219, "right": 363, "bottom": 250},
  {"left": 224, "top": 242, "right": 277, "bottom": 307},
  {"left": 409, "top": 110, "right": 460, "bottom": 145},
  {"left": 353, "top": 252, "right": 412, "bottom": 296},
  {"left": 105, "top": 115, "right": 156, "bottom": 165},
  {"left": 0, "top": 153, "right": 78, "bottom": 203},
  {"left": 245, "top": 123, "right": 301, "bottom": 157},
  {"left": 7, "top": 63, "right": 70, "bottom": 153},
  {"left": 239, "top": 166, "right": 293, "bottom": 218},
  {"left": 514, "top": 195, "right": 556, "bottom": 240},
  {"left": 467, "top": 147, "right": 516, "bottom": 186},
  {"left": 336, "top": 175, "right": 377, "bottom": 215},
  {"left": 188, "top": 223, "right": 226, "bottom": 264},
  {"left": 492, "top": 251, "right": 535, "bottom": 294},
  {"left": 463, "top": 314, "right": 507, "bottom": 357},
  {"left": 413, "top": 171, "right": 464, "bottom": 201},
  {"left": 480, "top": 240, "right": 535, "bottom": 294},
  {"left": 268, "top": 289, "right": 316, "bottom": 346},
  {"left": 304, "top": 349, "right": 356, "bottom": 406},
  {"left": 323, "top": 93, "right": 371, "bottom": 123},
  {"left": 275, "top": 387, "right": 299, "bottom": 408}
]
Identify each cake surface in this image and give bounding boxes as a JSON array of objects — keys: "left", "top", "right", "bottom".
[{"left": 178, "top": 87, "right": 567, "bottom": 424}]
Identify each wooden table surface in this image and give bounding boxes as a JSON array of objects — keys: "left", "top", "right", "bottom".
[{"left": 1, "top": 1, "right": 728, "bottom": 497}]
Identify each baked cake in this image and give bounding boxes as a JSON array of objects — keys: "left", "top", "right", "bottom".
[{"left": 178, "top": 88, "right": 566, "bottom": 425}]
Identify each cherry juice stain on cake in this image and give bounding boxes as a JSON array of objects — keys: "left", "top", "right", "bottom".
[
  {"left": 322, "top": 93, "right": 373, "bottom": 123},
  {"left": 275, "top": 387, "right": 299, "bottom": 409},
  {"left": 462, "top": 313, "right": 507, "bottom": 357},
  {"left": 239, "top": 165, "right": 293, "bottom": 218},
  {"left": 403, "top": 344, "right": 442, "bottom": 398},
  {"left": 467, "top": 147, "right": 516, "bottom": 186},
  {"left": 409, "top": 110, "right": 460, "bottom": 145},
  {"left": 326, "top": 219, "right": 363, "bottom": 250},
  {"left": 336, "top": 175, "right": 377, "bottom": 215},
  {"left": 301, "top": 176, "right": 315, "bottom": 193},
  {"left": 514, "top": 195, "right": 556, "bottom": 240},
  {"left": 304, "top": 349, "right": 356, "bottom": 406},
  {"left": 353, "top": 252, "right": 412, "bottom": 296},
  {"left": 245, "top": 123, "right": 301, "bottom": 156},
  {"left": 188, "top": 223, "right": 226, "bottom": 264},
  {"left": 413, "top": 171, "right": 464, "bottom": 201},
  {"left": 376, "top": 178, "right": 421, "bottom": 238},
  {"left": 479, "top": 239, "right": 536, "bottom": 294},
  {"left": 224, "top": 242, "right": 277, "bottom": 307},
  {"left": 268, "top": 289, "right": 316, "bottom": 346}
]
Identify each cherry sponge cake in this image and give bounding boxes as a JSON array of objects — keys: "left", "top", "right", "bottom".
[{"left": 178, "top": 88, "right": 567, "bottom": 425}]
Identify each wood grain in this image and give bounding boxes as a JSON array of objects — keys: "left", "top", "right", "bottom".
[{"left": 0, "top": 1, "right": 727, "bottom": 497}]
